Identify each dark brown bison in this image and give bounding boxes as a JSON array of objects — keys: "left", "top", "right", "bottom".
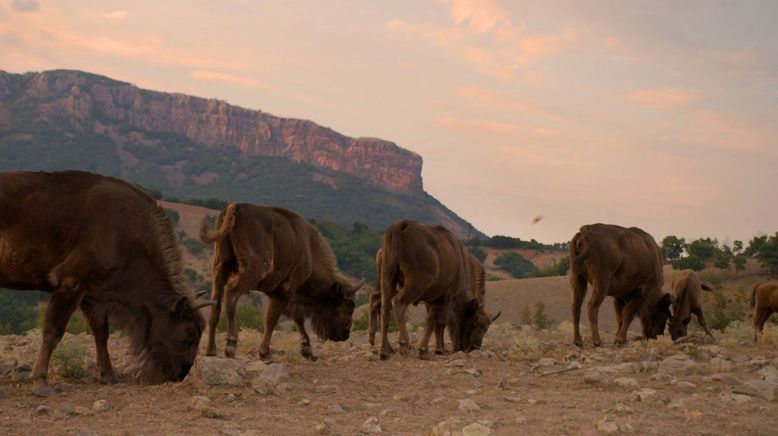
[
  {"left": 199, "top": 203, "right": 362, "bottom": 360},
  {"left": 376, "top": 220, "right": 498, "bottom": 360},
  {"left": 569, "top": 223, "right": 672, "bottom": 347},
  {"left": 668, "top": 269, "right": 714, "bottom": 340},
  {"left": 367, "top": 249, "right": 497, "bottom": 353},
  {"left": 0, "top": 171, "right": 207, "bottom": 396},
  {"left": 751, "top": 282, "right": 778, "bottom": 343}
]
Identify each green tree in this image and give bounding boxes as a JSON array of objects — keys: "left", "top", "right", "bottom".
[
  {"left": 687, "top": 238, "right": 719, "bottom": 262},
  {"left": 556, "top": 256, "right": 570, "bottom": 275},
  {"left": 713, "top": 246, "right": 732, "bottom": 270},
  {"left": 746, "top": 235, "right": 768, "bottom": 256},
  {"left": 494, "top": 252, "right": 538, "bottom": 279},
  {"left": 467, "top": 246, "right": 487, "bottom": 263},
  {"left": 732, "top": 240, "right": 744, "bottom": 255},
  {"left": 672, "top": 255, "right": 705, "bottom": 271},
  {"left": 733, "top": 255, "right": 747, "bottom": 277},
  {"left": 756, "top": 232, "right": 778, "bottom": 277},
  {"left": 0, "top": 289, "right": 39, "bottom": 334},
  {"left": 661, "top": 235, "right": 686, "bottom": 262}
]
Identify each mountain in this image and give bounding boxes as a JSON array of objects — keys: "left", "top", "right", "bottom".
[{"left": 0, "top": 69, "right": 481, "bottom": 238}]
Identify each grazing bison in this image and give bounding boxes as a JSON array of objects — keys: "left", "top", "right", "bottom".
[
  {"left": 368, "top": 249, "right": 497, "bottom": 353},
  {"left": 751, "top": 282, "right": 778, "bottom": 343},
  {"left": 199, "top": 203, "right": 362, "bottom": 360},
  {"left": 0, "top": 171, "right": 207, "bottom": 396},
  {"left": 569, "top": 223, "right": 672, "bottom": 347},
  {"left": 668, "top": 269, "right": 714, "bottom": 340},
  {"left": 376, "top": 220, "right": 498, "bottom": 360}
]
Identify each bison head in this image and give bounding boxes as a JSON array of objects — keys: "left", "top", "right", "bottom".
[
  {"left": 453, "top": 298, "right": 501, "bottom": 352},
  {"left": 139, "top": 296, "right": 205, "bottom": 384},
  {"left": 308, "top": 280, "right": 362, "bottom": 342},
  {"left": 642, "top": 293, "right": 673, "bottom": 339},
  {"left": 668, "top": 315, "right": 691, "bottom": 341}
]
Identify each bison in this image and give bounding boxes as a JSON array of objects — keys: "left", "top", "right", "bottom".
[
  {"left": 0, "top": 171, "right": 208, "bottom": 396},
  {"left": 199, "top": 203, "right": 362, "bottom": 360},
  {"left": 569, "top": 223, "right": 672, "bottom": 347},
  {"left": 667, "top": 269, "right": 714, "bottom": 340},
  {"left": 751, "top": 282, "right": 778, "bottom": 343},
  {"left": 367, "top": 249, "right": 496, "bottom": 354},
  {"left": 376, "top": 220, "right": 498, "bottom": 360}
]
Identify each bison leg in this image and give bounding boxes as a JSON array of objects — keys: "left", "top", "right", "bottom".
[
  {"left": 80, "top": 299, "right": 117, "bottom": 384},
  {"left": 587, "top": 279, "right": 609, "bottom": 347},
  {"left": 570, "top": 273, "right": 587, "bottom": 347},
  {"left": 393, "top": 298, "right": 412, "bottom": 355},
  {"left": 294, "top": 317, "right": 317, "bottom": 361},
  {"left": 613, "top": 298, "right": 625, "bottom": 336},
  {"left": 259, "top": 296, "right": 286, "bottom": 361},
  {"left": 367, "top": 291, "right": 381, "bottom": 346},
  {"left": 31, "top": 284, "right": 82, "bottom": 396},
  {"left": 753, "top": 307, "right": 773, "bottom": 344},
  {"left": 614, "top": 295, "right": 641, "bottom": 345},
  {"left": 223, "top": 285, "right": 242, "bottom": 359},
  {"left": 206, "top": 266, "right": 228, "bottom": 357},
  {"left": 434, "top": 322, "right": 447, "bottom": 355},
  {"left": 379, "top": 291, "right": 395, "bottom": 360},
  {"left": 418, "top": 304, "right": 440, "bottom": 359},
  {"left": 694, "top": 308, "right": 715, "bottom": 337}
]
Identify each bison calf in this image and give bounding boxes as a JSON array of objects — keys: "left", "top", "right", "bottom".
[
  {"left": 667, "top": 269, "right": 714, "bottom": 340},
  {"left": 569, "top": 223, "right": 672, "bottom": 347},
  {"left": 752, "top": 282, "right": 778, "bottom": 343},
  {"left": 200, "top": 203, "right": 362, "bottom": 360}
]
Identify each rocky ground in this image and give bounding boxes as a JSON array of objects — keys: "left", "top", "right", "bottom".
[{"left": 2, "top": 322, "right": 778, "bottom": 436}]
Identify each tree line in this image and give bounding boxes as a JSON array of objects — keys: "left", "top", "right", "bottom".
[{"left": 661, "top": 232, "right": 778, "bottom": 276}]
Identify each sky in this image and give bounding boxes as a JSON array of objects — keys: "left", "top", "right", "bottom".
[{"left": 1, "top": 0, "right": 777, "bottom": 244}]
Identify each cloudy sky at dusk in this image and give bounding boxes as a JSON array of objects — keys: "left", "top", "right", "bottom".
[{"left": 1, "top": 0, "right": 776, "bottom": 243}]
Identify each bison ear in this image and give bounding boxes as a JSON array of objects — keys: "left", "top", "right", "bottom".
[
  {"left": 659, "top": 293, "right": 673, "bottom": 309},
  {"left": 466, "top": 298, "right": 480, "bottom": 314},
  {"left": 171, "top": 296, "right": 191, "bottom": 317}
]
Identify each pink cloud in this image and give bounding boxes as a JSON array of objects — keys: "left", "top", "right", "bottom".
[
  {"left": 627, "top": 87, "right": 700, "bottom": 109},
  {"left": 679, "top": 109, "right": 775, "bottom": 154},
  {"left": 433, "top": 116, "right": 521, "bottom": 134},
  {"left": 191, "top": 70, "right": 268, "bottom": 90},
  {"left": 455, "top": 85, "right": 567, "bottom": 122},
  {"left": 102, "top": 10, "right": 129, "bottom": 21}
]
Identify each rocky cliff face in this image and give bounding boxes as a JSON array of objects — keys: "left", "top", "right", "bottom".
[{"left": 1, "top": 70, "right": 423, "bottom": 195}]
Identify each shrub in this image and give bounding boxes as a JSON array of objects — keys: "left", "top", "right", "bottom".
[
  {"left": 485, "top": 274, "right": 504, "bottom": 282},
  {"left": 672, "top": 255, "right": 705, "bottom": 271},
  {"left": 703, "top": 287, "right": 750, "bottom": 331},
  {"left": 183, "top": 238, "right": 205, "bottom": 254},
  {"left": 163, "top": 208, "right": 180, "bottom": 226},
  {"left": 217, "top": 302, "right": 263, "bottom": 332},
  {"left": 520, "top": 304, "right": 531, "bottom": 326},
  {"left": 52, "top": 337, "right": 89, "bottom": 379},
  {"left": 467, "top": 246, "right": 487, "bottom": 263},
  {"left": 494, "top": 252, "right": 538, "bottom": 279},
  {"left": 532, "top": 301, "right": 554, "bottom": 330},
  {"left": 0, "top": 289, "right": 39, "bottom": 334}
]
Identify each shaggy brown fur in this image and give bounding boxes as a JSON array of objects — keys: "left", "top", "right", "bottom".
[
  {"left": 367, "top": 249, "right": 383, "bottom": 346},
  {"left": 199, "top": 203, "right": 362, "bottom": 360},
  {"left": 668, "top": 269, "right": 714, "bottom": 340},
  {"left": 569, "top": 223, "right": 671, "bottom": 347},
  {"left": 751, "top": 282, "right": 778, "bottom": 343},
  {"left": 377, "top": 220, "right": 497, "bottom": 360},
  {"left": 0, "top": 171, "right": 206, "bottom": 395}
]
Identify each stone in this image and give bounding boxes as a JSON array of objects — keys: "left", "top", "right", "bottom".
[
  {"left": 244, "top": 360, "right": 268, "bottom": 375},
  {"left": 711, "top": 373, "right": 739, "bottom": 385},
  {"left": 298, "top": 398, "right": 311, "bottom": 406},
  {"left": 659, "top": 356, "right": 696, "bottom": 375},
  {"left": 12, "top": 364, "right": 32, "bottom": 382},
  {"left": 676, "top": 381, "right": 696, "bottom": 390},
  {"left": 758, "top": 366, "right": 778, "bottom": 382},
  {"left": 34, "top": 386, "right": 56, "bottom": 398},
  {"left": 0, "top": 388, "right": 7, "bottom": 400},
  {"left": 583, "top": 369, "right": 609, "bottom": 385},
  {"left": 458, "top": 399, "right": 481, "bottom": 412},
  {"left": 710, "top": 357, "right": 734, "bottom": 372},
  {"left": 466, "top": 368, "right": 482, "bottom": 377},
  {"left": 741, "top": 380, "right": 778, "bottom": 401},
  {"left": 611, "top": 363, "right": 639, "bottom": 375},
  {"left": 596, "top": 418, "right": 619, "bottom": 434},
  {"left": 431, "top": 418, "right": 461, "bottom": 436},
  {"left": 252, "top": 380, "right": 274, "bottom": 396},
  {"left": 35, "top": 405, "right": 52, "bottom": 416},
  {"left": 61, "top": 404, "right": 75, "bottom": 416},
  {"left": 631, "top": 388, "right": 659, "bottom": 403},
  {"left": 74, "top": 407, "right": 93, "bottom": 416},
  {"left": 259, "top": 364, "right": 289, "bottom": 386},
  {"left": 360, "top": 416, "right": 382, "bottom": 433},
  {"left": 54, "top": 383, "right": 76, "bottom": 393},
  {"left": 614, "top": 377, "right": 639, "bottom": 389},
  {"left": 328, "top": 403, "right": 346, "bottom": 413},
  {"left": 190, "top": 356, "right": 246, "bottom": 387},
  {"left": 462, "top": 422, "right": 492, "bottom": 436},
  {"left": 92, "top": 399, "right": 111, "bottom": 412},
  {"left": 431, "top": 396, "right": 446, "bottom": 404},
  {"left": 666, "top": 399, "right": 685, "bottom": 409},
  {"left": 446, "top": 359, "right": 468, "bottom": 368},
  {"left": 314, "top": 423, "right": 327, "bottom": 433},
  {"left": 188, "top": 396, "right": 212, "bottom": 411},
  {"left": 720, "top": 392, "right": 756, "bottom": 404}
]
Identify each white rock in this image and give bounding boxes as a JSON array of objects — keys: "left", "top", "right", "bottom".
[
  {"left": 659, "top": 357, "right": 696, "bottom": 375},
  {"left": 584, "top": 369, "right": 609, "bottom": 385},
  {"left": 188, "top": 396, "right": 211, "bottom": 411},
  {"left": 91, "top": 400, "right": 111, "bottom": 413},
  {"left": 244, "top": 360, "right": 268, "bottom": 375},
  {"left": 462, "top": 422, "right": 492, "bottom": 436},
  {"left": 259, "top": 364, "right": 288, "bottom": 386},
  {"left": 666, "top": 399, "right": 685, "bottom": 409},
  {"left": 758, "top": 366, "right": 778, "bottom": 382},
  {"left": 631, "top": 388, "right": 659, "bottom": 403},
  {"left": 742, "top": 380, "right": 778, "bottom": 402},
  {"left": 431, "top": 418, "right": 461, "bottom": 436},
  {"left": 360, "top": 416, "right": 382, "bottom": 433},
  {"left": 710, "top": 357, "right": 734, "bottom": 372},
  {"left": 190, "top": 356, "right": 246, "bottom": 387},
  {"left": 458, "top": 398, "right": 481, "bottom": 412},
  {"left": 720, "top": 392, "right": 755, "bottom": 404},
  {"left": 537, "top": 358, "right": 556, "bottom": 367},
  {"left": 614, "top": 377, "right": 639, "bottom": 389},
  {"left": 596, "top": 418, "right": 619, "bottom": 434},
  {"left": 447, "top": 359, "right": 468, "bottom": 368}
]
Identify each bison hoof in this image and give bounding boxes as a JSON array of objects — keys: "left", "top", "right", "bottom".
[
  {"left": 418, "top": 349, "right": 432, "bottom": 360},
  {"left": 592, "top": 339, "right": 602, "bottom": 347},
  {"left": 300, "top": 348, "right": 317, "bottom": 362},
  {"left": 434, "top": 348, "right": 447, "bottom": 355},
  {"left": 100, "top": 373, "right": 119, "bottom": 384},
  {"left": 574, "top": 338, "right": 583, "bottom": 348}
]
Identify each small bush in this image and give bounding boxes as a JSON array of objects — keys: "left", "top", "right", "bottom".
[
  {"left": 486, "top": 274, "right": 504, "bottom": 282},
  {"left": 163, "top": 208, "right": 180, "bottom": 226},
  {"left": 183, "top": 238, "right": 205, "bottom": 254},
  {"left": 703, "top": 287, "right": 750, "bottom": 331},
  {"left": 494, "top": 252, "right": 538, "bottom": 279},
  {"left": 352, "top": 310, "right": 396, "bottom": 332},
  {"left": 53, "top": 337, "right": 89, "bottom": 379},
  {"left": 467, "top": 247, "right": 487, "bottom": 263},
  {"left": 217, "top": 303, "right": 264, "bottom": 332},
  {"left": 532, "top": 301, "right": 554, "bottom": 330},
  {"left": 520, "top": 304, "right": 531, "bottom": 326}
]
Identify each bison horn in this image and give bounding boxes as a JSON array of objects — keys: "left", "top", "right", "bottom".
[
  {"left": 491, "top": 311, "right": 502, "bottom": 322},
  {"left": 195, "top": 290, "right": 208, "bottom": 299},
  {"left": 193, "top": 299, "right": 216, "bottom": 311},
  {"left": 350, "top": 279, "right": 365, "bottom": 294}
]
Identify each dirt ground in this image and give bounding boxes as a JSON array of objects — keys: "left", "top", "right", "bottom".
[{"left": 2, "top": 318, "right": 778, "bottom": 436}]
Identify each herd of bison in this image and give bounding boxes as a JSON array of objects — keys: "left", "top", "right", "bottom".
[{"left": 1, "top": 170, "right": 776, "bottom": 398}]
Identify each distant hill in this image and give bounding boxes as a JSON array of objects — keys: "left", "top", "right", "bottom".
[{"left": 0, "top": 69, "right": 481, "bottom": 238}]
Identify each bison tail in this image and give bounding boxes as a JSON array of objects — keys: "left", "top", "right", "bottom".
[
  {"left": 570, "top": 231, "right": 589, "bottom": 268},
  {"left": 199, "top": 203, "right": 238, "bottom": 244},
  {"left": 379, "top": 222, "right": 406, "bottom": 300}
]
